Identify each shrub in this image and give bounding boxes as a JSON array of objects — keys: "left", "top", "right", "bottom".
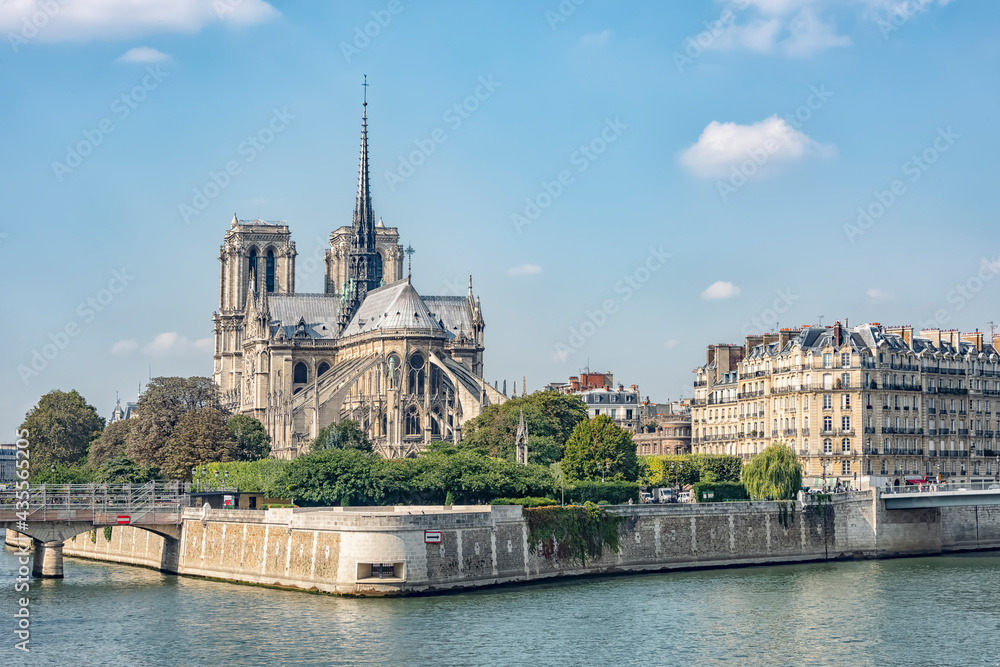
[
  {"left": 565, "top": 481, "right": 639, "bottom": 505},
  {"left": 103, "top": 526, "right": 113, "bottom": 541},
  {"left": 692, "top": 481, "right": 749, "bottom": 503},
  {"left": 491, "top": 497, "right": 559, "bottom": 508}
]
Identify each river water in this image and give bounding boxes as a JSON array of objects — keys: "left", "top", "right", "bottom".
[{"left": 1, "top": 546, "right": 999, "bottom": 666}]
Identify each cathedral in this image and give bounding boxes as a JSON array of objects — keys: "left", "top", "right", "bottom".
[{"left": 212, "top": 92, "right": 505, "bottom": 459}]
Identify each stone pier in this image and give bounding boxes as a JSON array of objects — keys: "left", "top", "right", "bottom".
[{"left": 31, "top": 539, "right": 64, "bottom": 578}]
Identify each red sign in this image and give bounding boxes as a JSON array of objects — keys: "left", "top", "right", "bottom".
[
  {"left": 117, "top": 515, "right": 130, "bottom": 525},
  {"left": 424, "top": 530, "right": 442, "bottom": 544}
]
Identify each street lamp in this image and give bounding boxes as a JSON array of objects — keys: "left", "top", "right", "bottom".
[{"left": 191, "top": 467, "right": 197, "bottom": 492}]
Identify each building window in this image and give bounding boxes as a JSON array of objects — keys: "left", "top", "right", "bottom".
[
  {"left": 823, "top": 353, "right": 832, "bottom": 368},
  {"left": 293, "top": 362, "right": 307, "bottom": 384},
  {"left": 841, "top": 373, "right": 850, "bottom": 389},
  {"left": 841, "top": 438, "right": 851, "bottom": 454},
  {"left": 881, "top": 460, "right": 887, "bottom": 474},
  {"left": 823, "top": 416, "right": 833, "bottom": 431},
  {"left": 317, "top": 361, "right": 331, "bottom": 377},
  {"left": 823, "top": 374, "right": 833, "bottom": 390},
  {"left": 405, "top": 407, "right": 421, "bottom": 435},
  {"left": 841, "top": 460, "right": 850, "bottom": 475},
  {"left": 823, "top": 438, "right": 833, "bottom": 454},
  {"left": 841, "top": 353, "right": 851, "bottom": 368},
  {"left": 265, "top": 249, "right": 276, "bottom": 293},
  {"left": 823, "top": 395, "right": 833, "bottom": 409},
  {"left": 842, "top": 416, "right": 851, "bottom": 431}
]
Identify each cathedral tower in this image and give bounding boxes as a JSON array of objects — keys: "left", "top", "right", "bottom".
[{"left": 213, "top": 216, "right": 296, "bottom": 396}]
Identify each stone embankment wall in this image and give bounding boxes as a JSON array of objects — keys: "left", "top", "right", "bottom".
[{"left": 6, "top": 492, "right": 1000, "bottom": 596}]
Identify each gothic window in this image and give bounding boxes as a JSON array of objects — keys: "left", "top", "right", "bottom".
[
  {"left": 374, "top": 252, "right": 384, "bottom": 285},
  {"left": 248, "top": 248, "right": 258, "bottom": 289},
  {"left": 386, "top": 353, "right": 401, "bottom": 388},
  {"left": 294, "top": 362, "right": 308, "bottom": 384},
  {"left": 266, "top": 249, "right": 276, "bottom": 293},
  {"left": 408, "top": 353, "right": 425, "bottom": 394},
  {"left": 405, "top": 407, "right": 421, "bottom": 435},
  {"left": 317, "top": 362, "right": 331, "bottom": 377},
  {"left": 431, "top": 410, "right": 441, "bottom": 437}
]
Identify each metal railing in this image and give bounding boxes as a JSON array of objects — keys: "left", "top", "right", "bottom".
[
  {"left": 0, "top": 482, "right": 189, "bottom": 525},
  {"left": 883, "top": 481, "right": 1000, "bottom": 495}
]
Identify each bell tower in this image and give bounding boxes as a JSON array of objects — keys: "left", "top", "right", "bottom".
[{"left": 213, "top": 215, "right": 296, "bottom": 396}]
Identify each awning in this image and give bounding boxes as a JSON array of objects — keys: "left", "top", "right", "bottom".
[{"left": 904, "top": 476, "right": 927, "bottom": 485}]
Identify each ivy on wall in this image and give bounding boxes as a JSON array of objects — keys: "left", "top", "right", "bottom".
[
  {"left": 103, "top": 526, "right": 113, "bottom": 542},
  {"left": 524, "top": 502, "right": 624, "bottom": 565}
]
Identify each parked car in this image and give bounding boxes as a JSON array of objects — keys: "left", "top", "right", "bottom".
[
  {"left": 677, "top": 491, "right": 692, "bottom": 503},
  {"left": 657, "top": 488, "right": 677, "bottom": 503},
  {"left": 988, "top": 484, "right": 1000, "bottom": 491},
  {"left": 639, "top": 492, "right": 653, "bottom": 504}
]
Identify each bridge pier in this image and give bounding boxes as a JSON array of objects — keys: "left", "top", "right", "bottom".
[{"left": 32, "top": 539, "right": 64, "bottom": 578}]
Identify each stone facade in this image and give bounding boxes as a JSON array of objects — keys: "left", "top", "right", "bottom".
[
  {"left": 11, "top": 492, "right": 1000, "bottom": 596},
  {"left": 693, "top": 324, "right": 1000, "bottom": 488}
]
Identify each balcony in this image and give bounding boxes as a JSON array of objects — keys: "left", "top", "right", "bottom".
[
  {"left": 958, "top": 429, "right": 970, "bottom": 436},
  {"left": 863, "top": 427, "right": 876, "bottom": 434},
  {"left": 928, "top": 407, "right": 937, "bottom": 415},
  {"left": 800, "top": 428, "right": 810, "bottom": 436},
  {"left": 928, "top": 429, "right": 938, "bottom": 436}
]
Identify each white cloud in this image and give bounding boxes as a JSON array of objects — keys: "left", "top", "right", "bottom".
[
  {"left": 701, "top": 281, "right": 741, "bottom": 300},
  {"left": 111, "top": 339, "right": 138, "bottom": 355},
  {"left": 782, "top": 9, "right": 851, "bottom": 57},
  {"left": 579, "top": 29, "right": 611, "bottom": 47},
  {"left": 712, "top": 18, "right": 783, "bottom": 53},
  {"left": 551, "top": 348, "right": 571, "bottom": 362},
  {"left": 713, "top": 3, "right": 849, "bottom": 57},
  {"left": 679, "top": 115, "right": 835, "bottom": 178},
  {"left": 867, "top": 288, "right": 892, "bottom": 300},
  {"left": 116, "top": 46, "right": 169, "bottom": 63},
  {"left": 141, "top": 332, "right": 213, "bottom": 355},
  {"left": 507, "top": 264, "right": 542, "bottom": 277},
  {"left": 0, "top": 0, "right": 278, "bottom": 43}
]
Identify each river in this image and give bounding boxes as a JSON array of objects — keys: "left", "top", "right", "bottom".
[{"left": 2, "top": 546, "right": 998, "bottom": 666}]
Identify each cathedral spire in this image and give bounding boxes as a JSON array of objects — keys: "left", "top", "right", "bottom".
[{"left": 340, "top": 75, "right": 384, "bottom": 329}]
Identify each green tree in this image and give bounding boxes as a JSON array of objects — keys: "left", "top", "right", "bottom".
[
  {"left": 31, "top": 462, "right": 94, "bottom": 484},
  {"left": 460, "top": 392, "right": 587, "bottom": 465},
  {"left": 310, "top": 419, "right": 372, "bottom": 452},
  {"left": 94, "top": 455, "right": 161, "bottom": 484},
  {"left": 227, "top": 414, "right": 271, "bottom": 460},
  {"left": 742, "top": 443, "right": 803, "bottom": 500},
  {"left": 19, "top": 389, "right": 104, "bottom": 476},
  {"left": 89, "top": 419, "right": 132, "bottom": 468},
  {"left": 161, "top": 407, "right": 237, "bottom": 479},
  {"left": 126, "top": 376, "right": 221, "bottom": 467},
  {"left": 561, "top": 415, "right": 638, "bottom": 482},
  {"left": 279, "top": 449, "right": 383, "bottom": 506}
]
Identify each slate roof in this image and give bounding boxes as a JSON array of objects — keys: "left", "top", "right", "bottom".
[
  {"left": 340, "top": 279, "right": 444, "bottom": 338},
  {"left": 269, "top": 294, "right": 340, "bottom": 340},
  {"left": 423, "top": 296, "right": 475, "bottom": 340}
]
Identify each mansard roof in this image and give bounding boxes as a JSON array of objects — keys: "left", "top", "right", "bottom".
[{"left": 340, "top": 279, "right": 444, "bottom": 337}]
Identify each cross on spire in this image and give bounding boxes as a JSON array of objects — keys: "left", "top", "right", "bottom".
[{"left": 405, "top": 242, "right": 415, "bottom": 280}]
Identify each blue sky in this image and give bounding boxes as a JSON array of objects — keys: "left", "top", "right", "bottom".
[{"left": 1, "top": 0, "right": 996, "bottom": 432}]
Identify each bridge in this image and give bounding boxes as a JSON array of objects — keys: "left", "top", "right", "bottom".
[
  {"left": 0, "top": 482, "right": 192, "bottom": 577},
  {"left": 881, "top": 481, "right": 1000, "bottom": 509}
]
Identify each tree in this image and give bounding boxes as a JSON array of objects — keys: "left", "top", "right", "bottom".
[
  {"left": 279, "top": 449, "right": 383, "bottom": 506},
  {"left": 460, "top": 392, "right": 587, "bottom": 465},
  {"left": 126, "top": 376, "right": 221, "bottom": 467},
  {"left": 19, "top": 389, "right": 104, "bottom": 476},
  {"left": 31, "top": 462, "right": 94, "bottom": 485},
  {"left": 161, "top": 407, "right": 237, "bottom": 479},
  {"left": 89, "top": 419, "right": 132, "bottom": 468},
  {"left": 227, "top": 414, "right": 271, "bottom": 460},
  {"left": 310, "top": 420, "right": 372, "bottom": 453},
  {"left": 742, "top": 443, "right": 803, "bottom": 500},
  {"left": 561, "top": 415, "right": 638, "bottom": 482},
  {"left": 94, "top": 455, "right": 161, "bottom": 484}
]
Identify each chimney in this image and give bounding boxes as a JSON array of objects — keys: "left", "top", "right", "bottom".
[
  {"left": 833, "top": 321, "right": 842, "bottom": 347},
  {"left": 961, "top": 331, "right": 984, "bottom": 352},
  {"left": 921, "top": 329, "right": 942, "bottom": 348},
  {"left": 631, "top": 384, "right": 639, "bottom": 394},
  {"left": 706, "top": 345, "right": 717, "bottom": 367}
]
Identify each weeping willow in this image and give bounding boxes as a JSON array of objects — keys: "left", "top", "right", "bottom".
[{"left": 742, "top": 444, "right": 803, "bottom": 500}]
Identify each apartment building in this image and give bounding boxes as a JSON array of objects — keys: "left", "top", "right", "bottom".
[{"left": 693, "top": 323, "right": 1000, "bottom": 489}]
